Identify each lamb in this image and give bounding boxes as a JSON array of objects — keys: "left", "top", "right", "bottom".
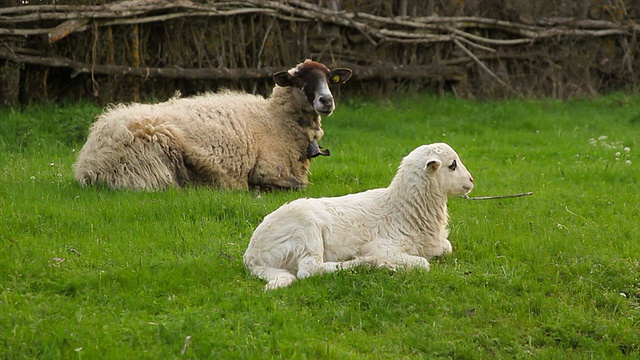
[
  {"left": 73, "top": 60, "right": 352, "bottom": 190},
  {"left": 243, "top": 143, "right": 475, "bottom": 290}
]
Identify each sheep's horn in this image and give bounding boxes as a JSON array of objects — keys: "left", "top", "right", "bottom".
[{"left": 307, "top": 140, "right": 330, "bottom": 158}]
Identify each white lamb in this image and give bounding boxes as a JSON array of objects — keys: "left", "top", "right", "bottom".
[
  {"left": 243, "top": 143, "right": 474, "bottom": 290},
  {"left": 73, "top": 60, "right": 352, "bottom": 190}
]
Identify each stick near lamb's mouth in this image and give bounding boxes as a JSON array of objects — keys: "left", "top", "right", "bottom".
[
  {"left": 307, "top": 140, "right": 331, "bottom": 158},
  {"left": 463, "top": 192, "right": 533, "bottom": 200}
]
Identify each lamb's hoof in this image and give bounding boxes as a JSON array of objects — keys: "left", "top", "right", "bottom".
[
  {"left": 362, "top": 256, "right": 397, "bottom": 272},
  {"left": 442, "top": 239, "right": 453, "bottom": 255},
  {"left": 374, "top": 259, "right": 397, "bottom": 272},
  {"left": 264, "top": 275, "right": 296, "bottom": 291}
]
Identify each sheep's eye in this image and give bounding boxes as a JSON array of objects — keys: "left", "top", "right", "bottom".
[{"left": 448, "top": 160, "right": 457, "bottom": 171}]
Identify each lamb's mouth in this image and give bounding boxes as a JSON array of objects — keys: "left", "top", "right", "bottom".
[{"left": 307, "top": 140, "right": 330, "bottom": 158}]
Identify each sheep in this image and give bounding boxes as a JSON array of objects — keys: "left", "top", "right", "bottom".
[
  {"left": 243, "top": 143, "right": 475, "bottom": 290},
  {"left": 73, "top": 60, "right": 352, "bottom": 190}
]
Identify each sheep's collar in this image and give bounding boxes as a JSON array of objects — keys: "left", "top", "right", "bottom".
[{"left": 307, "top": 140, "right": 330, "bottom": 158}]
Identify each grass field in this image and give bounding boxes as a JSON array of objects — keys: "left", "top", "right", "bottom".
[{"left": 1, "top": 94, "right": 639, "bottom": 359}]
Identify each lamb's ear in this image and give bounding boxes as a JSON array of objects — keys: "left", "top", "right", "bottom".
[
  {"left": 424, "top": 159, "right": 442, "bottom": 172},
  {"left": 329, "top": 68, "right": 353, "bottom": 84},
  {"left": 273, "top": 71, "right": 295, "bottom": 87}
]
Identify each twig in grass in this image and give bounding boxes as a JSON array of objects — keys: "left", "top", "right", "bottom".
[
  {"left": 462, "top": 192, "right": 533, "bottom": 200},
  {"left": 565, "top": 206, "right": 599, "bottom": 230},
  {"left": 181, "top": 335, "right": 192, "bottom": 356},
  {"left": 565, "top": 206, "right": 582, "bottom": 218}
]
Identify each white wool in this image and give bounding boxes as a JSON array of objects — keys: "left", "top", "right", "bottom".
[{"left": 243, "top": 143, "right": 475, "bottom": 290}]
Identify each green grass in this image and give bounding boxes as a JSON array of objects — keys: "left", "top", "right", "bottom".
[{"left": 1, "top": 94, "right": 639, "bottom": 359}]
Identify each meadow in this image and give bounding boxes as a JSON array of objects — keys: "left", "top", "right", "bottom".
[{"left": 1, "top": 93, "right": 639, "bottom": 359}]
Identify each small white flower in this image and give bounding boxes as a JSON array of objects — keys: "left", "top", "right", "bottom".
[
  {"left": 624, "top": 147, "right": 631, "bottom": 152},
  {"left": 30, "top": 176, "right": 35, "bottom": 180},
  {"left": 598, "top": 135, "right": 608, "bottom": 140},
  {"left": 625, "top": 160, "right": 632, "bottom": 165},
  {"left": 615, "top": 152, "right": 621, "bottom": 157}
]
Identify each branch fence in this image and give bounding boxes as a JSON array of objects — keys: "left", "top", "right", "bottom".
[{"left": 1, "top": 0, "right": 638, "bottom": 105}]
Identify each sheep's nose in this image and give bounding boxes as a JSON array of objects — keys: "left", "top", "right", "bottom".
[
  {"left": 319, "top": 95, "right": 333, "bottom": 107},
  {"left": 470, "top": 175, "right": 474, "bottom": 183}
]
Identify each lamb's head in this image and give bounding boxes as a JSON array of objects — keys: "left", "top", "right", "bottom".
[
  {"left": 272, "top": 59, "right": 352, "bottom": 116},
  {"left": 402, "top": 143, "right": 474, "bottom": 197}
]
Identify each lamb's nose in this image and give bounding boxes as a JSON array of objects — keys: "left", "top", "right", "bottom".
[
  {"left": 319, "top": 95, "right": 333, "bottom": 107},
  {"left": 470, "top": 176, "right": 474, "bottom": 183}
]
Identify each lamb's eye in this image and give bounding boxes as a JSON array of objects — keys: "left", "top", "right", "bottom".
[{"left": 448, "top": 160, "right": 457, "bottom": 171}]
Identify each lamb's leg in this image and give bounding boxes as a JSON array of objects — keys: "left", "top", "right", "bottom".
[
  {"left": 296, "top": 255, "right": 395, "bottom": 279},
  {"left": 441, "top": 239, "right": 453, "bottom": 255},
  {"left": 297, "top": 256, "right": 358, "bottom": 278},
  {"left": 249, "top": 266, "right": 297, "bottom": 291},
  {"left": 422, "top": 239, "right": 453, "bottom": 258},
  {"left": 386, "top": 253, "right": 432, "bottom": 271}
]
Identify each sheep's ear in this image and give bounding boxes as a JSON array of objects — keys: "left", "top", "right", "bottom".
[
  {"left": 424, "top": 159, "right": 442, "bottom": 172},
  {"left": 273, "top": 71, "right": 295, "bottom": 87},
  {"left": 329, "top": 68, "right": 353, "bottom": 84}
]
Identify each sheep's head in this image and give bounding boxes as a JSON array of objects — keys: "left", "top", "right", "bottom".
[
  {"left": 403, "top": 143, "right": 474, "bottom": 197},
  {"left": 272, "top": 59, "right": 352, "bottom": 117}
]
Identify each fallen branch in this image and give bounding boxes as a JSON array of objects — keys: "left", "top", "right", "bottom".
[
  {"left": 452, "top": 35, "right": 517, "bottom": 94},
  {"left": 1, "top": 0, "right": 637, "bottom": 45},
  {"left": 462, "top": 192, "right": 533, "bottom": 200},
  {"left": 0, "top": 47, "right": 275, "bottom": 79},
  {"left": 0, "top": 48, "right": 465, "bottom": 82}
]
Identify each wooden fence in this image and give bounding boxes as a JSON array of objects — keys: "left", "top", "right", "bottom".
[{"left": 1, "top": 0, "right": 639, "bottom": 105}]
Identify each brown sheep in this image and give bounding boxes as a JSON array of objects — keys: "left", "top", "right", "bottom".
[{"left": 73, "top": 60, "right": 352, "bottom": 190}]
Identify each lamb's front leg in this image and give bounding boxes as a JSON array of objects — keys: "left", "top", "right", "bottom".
[
  {"left": 422, "top": 239, "right": 452, "bottom": 259},
  {"left": 296, "top": 255, "right": 394, "bottom": 279},
  {"left": 297, "top": 256, "right": 369, "bottom": 279},
  {"left": 362, "top": 241, "right": 433, "bottom": 270},
  {"left": 387, "top": 253, "right": 432, "bottom": 271}
]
